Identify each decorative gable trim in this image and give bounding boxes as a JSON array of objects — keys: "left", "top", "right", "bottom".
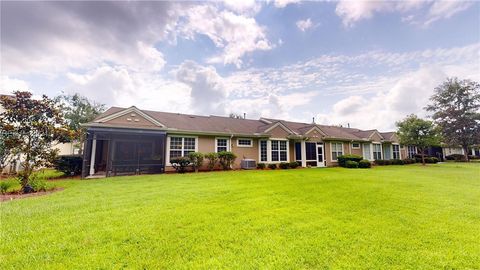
[
  {"left": 263, "top": 121, "right": 296, "bottom": 135},
  {"left": 94, "top": 106, "right": 166, "bottom": 127},
  {"left": 368, "top": 130, "right": 385, "bottom": 141},
  {"left": 305, "top": 126, "right": 327, "bottom": 137}
]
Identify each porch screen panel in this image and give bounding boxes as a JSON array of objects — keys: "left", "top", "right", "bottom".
[
  {"left": 305, "top": 142, "right": 316, "bottom": 160},
  {"left": 295, "top": 142, "right": 301, "bottom": 162}
]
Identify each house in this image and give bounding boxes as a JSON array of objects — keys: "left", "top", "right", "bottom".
[{"left": 81, "top": 106, "right": 415, "bottom": 178}]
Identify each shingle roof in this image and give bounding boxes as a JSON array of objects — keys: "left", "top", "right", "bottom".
[{"left": 90, "top": 106, "right": 396, "bottom": 141}]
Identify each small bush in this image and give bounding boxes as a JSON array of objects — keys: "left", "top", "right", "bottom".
[
  {"left": 29, "top": 174, "right": 48, "bottom": 192},
  {"left": 268, "top": 163, "right": 277, "bottom": 170},
  {"left": 446, "top": 154, "right": 465, "bottom": 161},
  {"left": 391, "top": 159, "right": 405, "bottom": 165},
  {"left": 279, "top": 162, "right": 289, "bottom": 169},
  {"left": 204, "top": 152, "right": 218, "bottom": 171},
  {"left": 188, "top": 152, "right": 204, "bottom": 173},
  {"left": 345, "top": 160, "right": 359, "bottom": 168},
  {"left": 337, "top": 154, "right": 363, "bottom": 167},
  {"left": 217, "top": 151, "right": 237, "bottom": 170},
  {"left": 358, "top": 160, "right": 371, "bottom": 168},
  {"left": 468, "top": 155, "right": 479, "bottom": 160},
  {"left": 170, "top": 157, "right": 191, "bottom": 173},
  {"left": 375, "top": 159, "right": 385, "bottom": 165},
  {"left": 402, "top": 158, "right": 416, "bottom": 164},
  {"left": 0, "top": 181, "right": 13, "bottom": 194},
  {"left": 54, "top": 155, "right": 82, "bottom": 176},
  {"left": 289, "top": 161, "right": 300, "bottom": 169},
  {"left": 257, "top": 163, "right": 266, "bottom": 169}
]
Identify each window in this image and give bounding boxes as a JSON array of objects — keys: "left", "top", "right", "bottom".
[
  {"left": 363, "top": 143, "right": 371, "bottom": 160},
  {"left": 271, "top": 140, "right": 288, "bottom": 162},
  {"left": 407, "top": 146, "right": 417, "bottom": 158},
  {"left": 306, "top": 142, "right": 316, "bottom": 160},
  {"left": 237, "top": 138, "right": 252, "bottom": 147},
  {"left": 295, "top": 142, "right": 301, "bottom": 162},
  {"left": 392, "top": 144, "right": 400, "bottom": 159},
  {"left": 352, "top": 142, "right": 360, "bottom": 149},
  {"left": 331, "top": 142, "right": 343, "bottom": 161},
  {"left": 216, "top": 138, "right": 229, "bottom": 152},
  {"left": 260, "top": 140, "right": 267, "bottom": 162},
  {"left": 169, "top": 137, "right": 196, "bottom": 160},
  {"left": 373, "top": 143, "right": 382, "bottom": 160}
]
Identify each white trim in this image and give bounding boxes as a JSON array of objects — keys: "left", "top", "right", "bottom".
[
  {"left": 95, "top": 106, "right": 166, "bottom": 127},
  {"left": 368, "top": 130, "right": 384, "bottom": 141},
  {"left": 301, "top": 140, "right": 307, "bottom": 167},
  {"left": 317, "top": 143, "right": 325, "bottom": 167},
  {"left": 363, "top": 143, "right": 373, "bottom": 161},
  {"left": 258, "top": 139, "right": 289, "bottom": 163},
  {"left": 89, "top": 135, "right": 97, "bottom": 176},
  {"left": 236, "top": 138, "right": 253, "bottom": 148},
  {"left": 259, "top": 118, "right": 273, "bottom": 124},
  {"left": 263, "top": 122, "right": 295, "bottom": 135},
  {"left": 215, "top": 137, "right": 231, "bottom": 152},
  {"left": 166, "top": 135, "right": 199, "bottom": 165},
  {"left": 330, "top": 142, "right": 344, "bottom": 162},
  {"left": 392, "top": 143, "right": 400, "bottom": 160},
  {"left": 372, "top": 142, "right": 382, "bottom": 160},
  {"left": 304, "top": 126, "right": 327, "bottom": 136}
]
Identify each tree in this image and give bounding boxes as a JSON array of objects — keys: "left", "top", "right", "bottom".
[
  {"left": 55, "top": 93, "right": 105, "bottom": 154},
  {"left": 0, "top": 137, "right": 12, "bottom": 172},
  {"left": 396, "top": 114, "right": 441, "bottom": 165},
  {"left": 188, "top": 152, "right": 204, "bottom": 173},
  {"left": 0, "top": 92, "right": 72, "bottom": 192},
  {"left": 426, "top": 78, "right": 480, "bottom": 161},
  {"left": 229, "top": 113, "right": 244, "bottom": 119}
]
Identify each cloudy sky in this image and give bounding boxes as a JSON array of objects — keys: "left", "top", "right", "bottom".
[{"left": 1, "top": 0, "right": 479, "bottom": 131}]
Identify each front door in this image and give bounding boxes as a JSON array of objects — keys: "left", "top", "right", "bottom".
[{"left": 317, "top": 143, "right": 325, "bottom": 167}]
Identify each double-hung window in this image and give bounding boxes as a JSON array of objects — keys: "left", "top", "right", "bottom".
[
  {"left": 270, "top": 140, "right": 288, "bottom": 162},
  {"left": 169, "top": 137, "right": 196, "bottom": 160},
  {"left": 407, "top": 146, "right": 417, "bottom": 158},
  {"left": 331, "top": 142, "right": 343, "bottom": 161},
  {"left": 373, "top": 143, "right": 382, "bottom": 160},
  {"left": 392, "top": 144, "right": 400, "bottom": 159},
  {"left": 260, "top": 140, "right": 267, "bottom": 162},
  {"left": 216, "top": 138, "right": 229, "bottom": 152}
]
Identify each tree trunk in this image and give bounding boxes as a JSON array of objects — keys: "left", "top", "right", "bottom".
[
  {"left": 463, "top": 145, "right": 470, "bottom": 162},
  {"left": 421, "top": 153, "right": 425, "bottom": 166}
]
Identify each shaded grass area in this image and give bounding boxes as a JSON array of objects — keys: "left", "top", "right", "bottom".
[{"left": 1, "top": 163, "right": 479, "bottom": 269}]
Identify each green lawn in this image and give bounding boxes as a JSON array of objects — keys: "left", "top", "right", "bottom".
[{"left": 1, "top": 163, "right": 479, "bottom": 269}]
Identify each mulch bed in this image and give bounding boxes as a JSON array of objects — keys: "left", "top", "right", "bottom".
[{"left": 0, "top": 188, "right": 64, "bottom": 202}]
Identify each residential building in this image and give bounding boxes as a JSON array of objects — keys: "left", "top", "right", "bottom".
[{"left": 82, "top": 106, "right": 413, "bottom": 178}]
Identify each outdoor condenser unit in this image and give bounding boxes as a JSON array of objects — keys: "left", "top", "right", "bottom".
[{"left": 241, "top": 159, "right": 256, "bottom": 169}]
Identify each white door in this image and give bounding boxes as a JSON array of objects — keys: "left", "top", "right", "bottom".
[{"left": 317, "top": 143, "right": 325, "bottom": 167}]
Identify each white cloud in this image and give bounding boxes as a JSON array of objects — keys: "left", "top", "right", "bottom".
[
  {"left": 273, "top": 0, "right": 300, "bottom": 8},
  {"left": 177, "top": 5, "right": 272, "bottom": 67},
  {"left": 223, "top": 0, "right": 261, "bottom": 14},
  {"left": 335, "top": 0, "right": 473, "bottom": 27},
  {"left": 0, "top": 76, "right": 30, "bottom": 94},
  {"left": 296, "top": 18, "right": 313, "bottom": 32}
]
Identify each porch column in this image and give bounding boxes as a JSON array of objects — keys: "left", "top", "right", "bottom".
[
  {"left": 301, "top": 140, "right": 307, "bottom": 167},
  {"left": 89, "top": 135, "right": 97, "bottom": 176}
]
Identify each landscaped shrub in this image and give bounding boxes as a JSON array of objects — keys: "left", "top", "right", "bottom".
[
  {"left": 337, "top": 154, "right": 363, "bottom": 167},
  {"left": 358, "top": 160, "right": 371, "bottom": 168},
  {"left": 402, "top": 158, "right": 416, "bottom": 164},
  {"left": 28, "top": 174, "right": 48, "bottom": 192},
  {"left": 257, "top": 163, "right": 266, "bottom": 169},
  {"left": 391, "top": 159, "right": 405, "bottom": 165},
  {"left": 268, "top": 163, "right": 277, "bottom": 170},
  {"left": 204, "top": 152, "right": 218, "bottom": 171},
  {"left": 0, "top": 181, "right": 13, "bottom": 194},
  {"left": 170, "top": 157, "right": 191, "bottom": 173},
  {"left": 217, "top": 151, "right": 237, "bottom": 170},
  {"left": 188, "top": 152, "right": 204, "bottom": 173},
  {"left": 445, "top": 154, "right": 466, "bottom": 161},
  {"left": 468, "top": 155, "right": 479, "bottom": 160},
  {"left": 345, "top": 160, "right": 359, "bottom": 168},
  {"left": 375, "top": 159, "right": 385, "bottom": 165},
  {"left": 279, "top": 162, "right": 289, "bottom": 169},
  {"left": 54, "top": 155, "right": 82, "bottom": 176},
  {"left": 289, "top": 161, "right": 300, "bottom": 169}
]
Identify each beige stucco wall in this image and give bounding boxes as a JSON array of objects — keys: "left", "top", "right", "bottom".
[
  {"left": 231, "top": 137, "right": 259, "bottom": 167},
  {"left": 370, "top": 132, "right": 383, "bottom": 142},
  {"left": 268, "top": 126, "right": 289, "bottom": 138},
  {"left": 350, "top": 142, "right": 363, "bottom": 156}
]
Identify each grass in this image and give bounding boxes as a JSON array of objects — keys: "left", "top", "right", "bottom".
[
  {"left": 1, "top": 163, "right": 479, "bottom": 269},
  {"left": 0, "top": 169, "right": 64, "bottom": 193}
]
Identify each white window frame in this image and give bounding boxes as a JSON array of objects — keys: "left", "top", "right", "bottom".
[
  {"left": 392, "top": 143, "right": 401, "bottom": 160},
  {"left": 236, "top": 138, "right": 253, "bottom": 148},
  {"left": 215, "top": 137, "right": 230, "bottom": 153},
  {"left": 330, "top": 142, "right": 344, "bottom": 162},
  {"left": 166, "top": 135, "right": 198, "bottom": 165},
  {"left": 372, "top": 143, "right": 382, "bottom": 160},
  {"left": 351, "top": 142, "right": 360, "bottom": 149},
  {"left": 407, "top": 146, "right": 417, "bottom": 158},
  {"left": 258, "top": 139, "right": 289, "bottom": 163}
]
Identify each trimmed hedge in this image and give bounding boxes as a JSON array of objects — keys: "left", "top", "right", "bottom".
[
  {"left": 54, "top": 155, "right": 82, "bottom": 176},
  {"left": 337, "top": 154, "right": 363, "bottom": 167},
  {"left": 345, "top": 160, "right": 359, "bottom": 168},
  {"left": 445, "top": 154, "right": 466, "bottom": 161},
  {"left": 289, "top": 161, "right": 300, "bottom": 169},
  {"left": 279, "top": 162, "right": 289, "bottom": 169},
  {"left": 268, "top": 164, "right": 277, "bottom": 170},
  {"left": 257, "top": 163, "right": 266, "bottom": 169},
  {"left": 358, "top": 159, "right": 371, "bottom": 168}
]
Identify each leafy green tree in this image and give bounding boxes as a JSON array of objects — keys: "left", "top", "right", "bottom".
[
  {"left": 396, "top": 114, "right": 441, "bottom": 165},
  {"left": 188, "top": 152, "right": 204, "bottom": 173},
  {"left": 204, "top": 152, "right": 218, "bottom": 171},
  {"left": 426, "top": 78, "right": 480, "bottom": 161},
  {"left": 55, "top": 93, "right": 105, "bottom": 154},
  {"left": 0, "top": 92, "right": 72, "bottom": 192},
  {"left": 0, "top": 137, "right": 12, "bottom": 172}
]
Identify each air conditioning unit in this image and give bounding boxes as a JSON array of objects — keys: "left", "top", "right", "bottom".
[{"left": 241, "top": 159, "right": 256, "bottom": 170}]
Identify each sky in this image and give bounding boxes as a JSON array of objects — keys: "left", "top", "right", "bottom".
[{"left": 1, "top": 0, "right": 479, "bottom": 131}]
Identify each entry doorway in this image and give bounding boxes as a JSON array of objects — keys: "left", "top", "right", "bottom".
[
  {"left": 305, "top": 141, "right": 326, "bottom": 167},
  {"left": 316, "top": 142, "right": 325, "bottom": 167}
]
